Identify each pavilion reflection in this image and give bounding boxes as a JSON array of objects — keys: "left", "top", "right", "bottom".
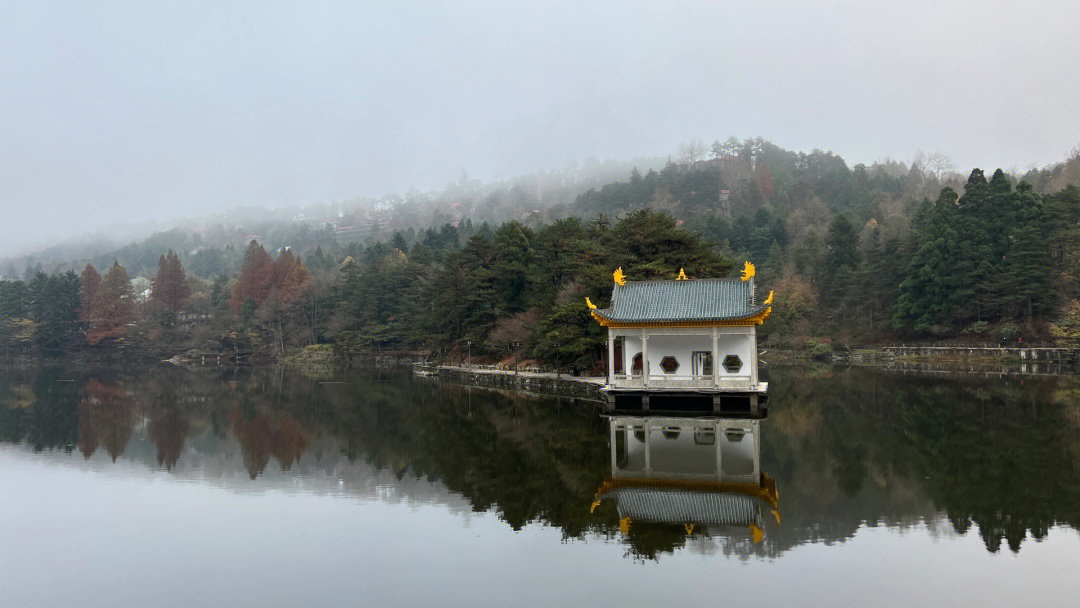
[{"left": 593, "top": 416, "right": 778, "bottom": 545}]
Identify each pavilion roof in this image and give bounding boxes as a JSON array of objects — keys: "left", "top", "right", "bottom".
[{"left": 590, "top": 274, "right": 772, "bottom": 327}]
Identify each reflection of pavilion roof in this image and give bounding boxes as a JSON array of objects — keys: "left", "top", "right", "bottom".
[
  {"left": 594, "top": 475, "right": 778, "bottom": 522},
  {"left": 609, "top": 488, "right": 763, "bottom": 525},
  {"left": 594, "top": 476, "right": 779, "bottom": 542}
]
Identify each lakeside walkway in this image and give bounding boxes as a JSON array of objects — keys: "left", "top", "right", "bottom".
[
  {"left": 436, "top": 364, "right": 605, "bottom": 384},
  {"left": 882, "top": 345, "right": 1076, "bottom": 363},
  {"left": 423, "top": 364, "right": 605, "bottom": 401}
]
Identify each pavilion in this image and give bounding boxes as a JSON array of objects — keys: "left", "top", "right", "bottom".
[{"left": 587, "top": 262, "right": 772, "bottom": 416}]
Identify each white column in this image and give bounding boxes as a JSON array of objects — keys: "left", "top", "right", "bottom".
[
  {"left": 749, "top": 327, "right": 758, "bottom": 384},
  {"left": 607, "top": 331, "right": 615, "bottom": 385},
  {"left": 711, "top": 327, "right": 719, "bottom": 388},
  {"left": 641, "top": 330, "right": 649, "bottom": 388}
]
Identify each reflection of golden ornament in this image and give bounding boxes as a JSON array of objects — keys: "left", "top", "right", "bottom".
[
  {"left": 613, "top": 267, "right": 626, "bottom": 286},
  {"left": 585, "top": 297, "right": 597, "bottom": 310},
  {"left": 684, "top": 523, "right": 694, "bottom": 536},
  {"left": 750, "top": 524, "right": 764, "bottom": 543},
  {"left": 675, "top": 268, "right": 688, "bottom": 281},
  {"left": 740, "top": 261, "right": 756, "bottom": 281},
  {"left": 619, "top": 516, "right": 632, "bottom": 535}
]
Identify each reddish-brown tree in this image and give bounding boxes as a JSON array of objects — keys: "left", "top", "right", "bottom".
[
  {"left": 78, "top": 264, "right": 101, "bottom": 324},
  {"left": 86, "top": 261, "right": 133, "bottom": 346},
  {"left": 275, "top": 250, "right": 312, "bottom": 303},
  {"left": 230, "top": 241, "right": 312, "bottom": 309},
  {"left": 151, "top": 250, "right": 191, "bottom": 313},
  {"left": 230, "top": 240, "right": 273, "bottom": 309}
]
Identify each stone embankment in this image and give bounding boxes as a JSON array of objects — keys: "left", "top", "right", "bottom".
[
  {"left": 423, "top": 364, "right": 605, "bottom": 401},
  {"left": 881, "top": 346, "right": 1078, "bottom": 375},
  {"left": 882, "top": 345, "right": 1077, "bottom": 364},
  {"left": 766, "top": 345, "right": 1080, "bottom": 376}
]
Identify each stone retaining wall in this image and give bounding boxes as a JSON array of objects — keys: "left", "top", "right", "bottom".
[{"left": 882, "top": 346, "right": 1077, "bottom": 363}]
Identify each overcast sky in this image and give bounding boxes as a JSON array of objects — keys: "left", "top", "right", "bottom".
[{"left": 2, "top": 1, "right": 1079, "bottom": 257}]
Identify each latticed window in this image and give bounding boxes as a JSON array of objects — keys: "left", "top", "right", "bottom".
[
  {"left": 659, "top": 356, "right": 680, "bottom": 373},
  {"left": 722, "top": 355, "right": 743, "bottom": 373}
]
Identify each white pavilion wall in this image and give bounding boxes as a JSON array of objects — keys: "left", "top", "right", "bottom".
[
  {"left": 642, "top": 334, "right": 711, "bottom": 375},
  {"left": 612, "top": 327, "right": 756, "bottom": 380}
]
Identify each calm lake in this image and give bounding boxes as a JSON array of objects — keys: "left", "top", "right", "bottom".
[{"left": 2, "top": 363, "right": 1079, "bottom": 606}]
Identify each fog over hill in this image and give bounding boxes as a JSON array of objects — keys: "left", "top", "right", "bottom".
[
  {"left": 5, "top": 140, "right": 1080, "bottom": 283},
  {"left": 3, "top": 2, "right": 1079, "bottom": 259}
]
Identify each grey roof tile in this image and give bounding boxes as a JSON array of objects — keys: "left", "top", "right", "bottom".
[{"left": 595, "top": 278, "right": 767, "bottom": 323}]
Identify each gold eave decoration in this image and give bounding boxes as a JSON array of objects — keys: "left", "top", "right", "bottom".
[
  {"left": 764, "top": 290, "right": 774, "bottom": 306},
  {"left": 585, "top": 297, "right": 597, "bottom": 310},
  {"left": 750, "top": 524, "right": 764, "bottom": 544},
  {"left": 590, "top": 306, "right": 772, "bottom": 328},
  {"left": 613, "top": 267, "right": 627, "bottom": 286},
  {"left": 740, "top": 261, "right": 756, "bottom": 281},
  {"left": 675, "top": 268, "right": 688, "bottom": 281}
]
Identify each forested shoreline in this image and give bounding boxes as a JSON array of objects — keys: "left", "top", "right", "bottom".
[{"left": 4, "top": 140, "right": 1080, "bottom": 367}]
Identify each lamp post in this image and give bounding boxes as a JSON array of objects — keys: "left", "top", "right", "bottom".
[
  {"left": 512, "top": 341, "right": 520, "bottom": 378},
  {"left": 466, "top": 340, "right": 471, "bottom": 369},
  {"left": 555, "top": 342, "right": 560, "bottom": 379}
]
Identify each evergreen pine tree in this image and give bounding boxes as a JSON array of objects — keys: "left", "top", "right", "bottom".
[
  {"left": 893, "top": 188, "right": 965, "bottom": 331},
  {"left": 996, "top": 183, "right": 1052, "bottom": 322}
]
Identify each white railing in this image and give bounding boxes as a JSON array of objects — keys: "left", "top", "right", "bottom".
[
  {"left": 611, "top": 374, "right": 752, "bottom": 389},
  {"left": 612, "top": 374, "right": 645, "bottom": 388}
]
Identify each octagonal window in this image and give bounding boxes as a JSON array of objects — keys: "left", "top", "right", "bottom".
[
  {"left": 722, "top": 355, "right": 743, "bottom": 373},
  {"left": 659, "top": 356, "right": 680, "bottom": 374}
]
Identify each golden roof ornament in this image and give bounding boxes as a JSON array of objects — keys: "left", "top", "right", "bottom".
[
  {"left": 740, "top": 261, "right": 756, "bottom": 282},
  {"left": 675, "top": 268, "right": 688, "bottom": 281},
  {"left": 585, "top": 297, "right": 597, "bottom": 310},
  {"left": 613, "top": 267, "right": 626, "bottom": 286}
]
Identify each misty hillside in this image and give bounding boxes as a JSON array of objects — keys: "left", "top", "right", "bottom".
[
  {"left": 7, "top": 139, "right": 1080, "bottom": 282},
  {"left": 1, "top": 155, "right": 666, "bottom": 280}
]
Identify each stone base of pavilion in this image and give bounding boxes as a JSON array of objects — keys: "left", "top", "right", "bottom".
[{"left": 601, "top": 383, "right": 768, "bottom": 418}]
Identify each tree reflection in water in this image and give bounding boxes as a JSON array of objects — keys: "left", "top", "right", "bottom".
[
  {"left": 1, "top": 364, "right": 1079, "bottom": 557},
  {"left": 228, "top": 408, "right": 310, "bottom": 479},
  {"left": 78, "top": 379, "right": 135, "bottom": 462},
  {"left": 149, "top": 409, "right": 188, "bottom": 471}
]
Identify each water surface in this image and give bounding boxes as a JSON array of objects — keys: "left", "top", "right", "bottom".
[{"left": 2, "top": 364, "right": 1078, "bottom": 606}]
